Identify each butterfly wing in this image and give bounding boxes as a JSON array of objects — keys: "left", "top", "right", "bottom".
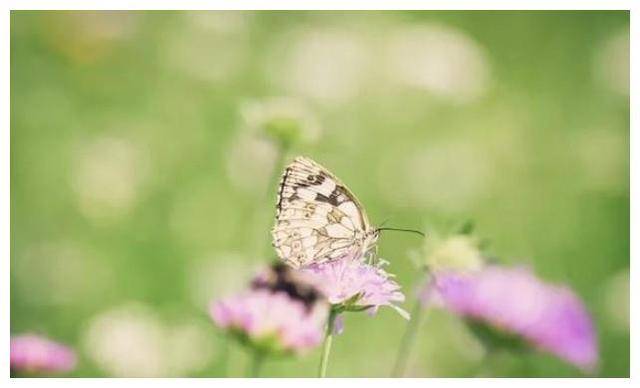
[
  {"left": 272, "top": 156, "right": 371, "bottom": 268},
  {"left": 251, "top": 263, "right": 325, "bottom": 310}
]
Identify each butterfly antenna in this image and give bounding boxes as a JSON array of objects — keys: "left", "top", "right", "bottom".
[
  {"left": 378, "top": 218, "right": 392, "bottom": 228},
  {"left": 376, "top": 227, "right": 426, "bottom": 238}
]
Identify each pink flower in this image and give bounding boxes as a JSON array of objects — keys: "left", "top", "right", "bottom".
[
  {"left": 302, "top": 254, "right": 408, "bottom": 319},
  {"left": 10, "top": 334, "right": 76, "bottom": 374},
  {"left": 425, "top": 266, "right": 598, "bottom": 372},
  {"left": 210, "top": 289, "right": 326, "bottom": 355}
]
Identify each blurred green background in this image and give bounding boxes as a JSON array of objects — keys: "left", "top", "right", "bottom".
[{"left": 10, "top": 11, "right": 629, "bottom": 377}]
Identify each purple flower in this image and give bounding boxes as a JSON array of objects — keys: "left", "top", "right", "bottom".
[
  {"left": 425, "top": 266, "right": 598, "bottom": 372},
  {"left": 10, "top": 334, "right": 76, "bottom": 374},
  {"left": 210, "top": 289, "right": 326, "bottom": 355},
  {"left": 302, "top": 254, "right": 408, "bottom": 319}
]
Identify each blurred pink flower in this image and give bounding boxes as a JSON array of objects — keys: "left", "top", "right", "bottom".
[
  {"left": 425, "top": 266, "right": 598, "bottom": 372},
  {"left": 210, "top": 289, "right": 326, "bottom": 355},
  {"left": 302, "top": 254, "right": 408, "bottom": 319},
  {"left": 10, "top": 334, "right": 76, "bottom": 374}
]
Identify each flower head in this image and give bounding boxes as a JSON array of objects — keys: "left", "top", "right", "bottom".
[
  {"left": 302, "top": 254, "right": 408, "bottom": 319},
  {"left": 427, "top": 266, "right": 598, "bottom": 372},
  {"left": 210, "top": 263, "right": 328, "bottom": 356},
  {"left": 211, "top": 289, "right": 325, "bottom": 355},
  {"left": 10, "top": 334, "right": 76, "bottom": 374}
]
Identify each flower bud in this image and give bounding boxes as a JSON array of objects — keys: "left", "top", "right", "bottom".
[
  {"left": 425, "top": 233, "right": 484, "bottom": 272},
  {"left": 240, "top": 97, "right": 321, "bottom": 150}
]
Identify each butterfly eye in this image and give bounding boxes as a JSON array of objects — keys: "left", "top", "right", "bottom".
[
  {"left": 306, "top": 175, "right": 316, "bottom": 182},
  {"left": 304, "top": 212, "right": 312, "bottom": 219}
]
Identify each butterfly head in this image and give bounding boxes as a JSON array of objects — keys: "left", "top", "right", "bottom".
[{"left": 361, "top": 228, "right": 381, "bottom": 254}]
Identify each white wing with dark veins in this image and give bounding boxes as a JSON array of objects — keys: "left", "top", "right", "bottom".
[{"left": 272, "top": 156, "right": 372, "bottom": 268}]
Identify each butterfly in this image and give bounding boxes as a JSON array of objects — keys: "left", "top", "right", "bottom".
[{"left": 271, "top": 156, "right": 380, "bottom": 268}]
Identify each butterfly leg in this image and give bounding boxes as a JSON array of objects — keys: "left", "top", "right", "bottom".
[{"left": 364, "top": 245, "right": 379, "bottom": 265}]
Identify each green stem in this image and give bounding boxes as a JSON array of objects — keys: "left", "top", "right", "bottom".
[
  {"left": 217, "top": 334, "right": 230, "bottom": 377},
  {"left": 391, "top": 299, "right": 424, "bottom": 377},
  {"left": 391, "top": 271, "right": 429, "bottom": 377},
  {"left": 318, "top": 309, "right": 338, "bottom": 378},
  {"left": 248, "top": 350, "right": 265, "bottom": 378},
  {"left": 266, "top": 143, "right": 288, "bottom": 201},
  {"left": 250, "top": 142, "right": 289, "bottom": 258}
]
